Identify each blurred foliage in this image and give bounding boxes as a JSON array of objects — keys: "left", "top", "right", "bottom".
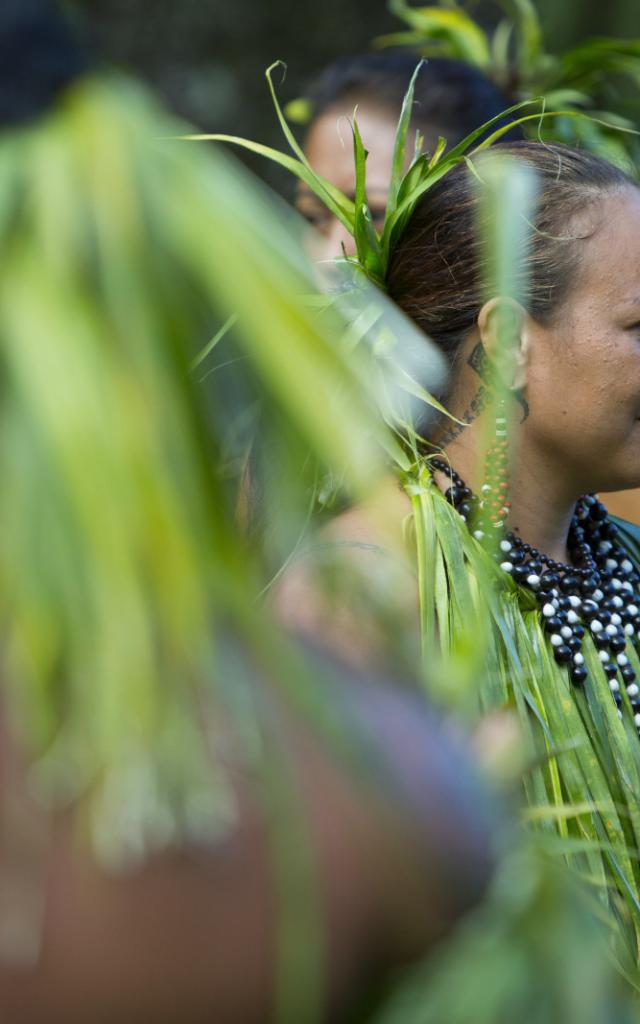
[
  {"left": 374, "top": 841, "right": 637, "bottom": 1024},
  {"left": 378, "top": 0, "right": 640, "bottom": 170},
  {"left": 0, "top": 68, "right": 405, "bottom": 868}
]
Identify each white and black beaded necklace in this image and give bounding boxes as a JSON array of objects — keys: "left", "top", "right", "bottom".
[{"left": 430, "top": 455, "right": 640, "bottom": 734}]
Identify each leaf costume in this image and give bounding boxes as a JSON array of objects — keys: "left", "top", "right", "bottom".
[{"left": 409, "top": 464, "right": 640, "bottom": 976}]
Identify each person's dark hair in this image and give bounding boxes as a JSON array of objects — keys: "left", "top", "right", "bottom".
[
  {"left": 386, "top": 141, "right": 637, "bottom": 373},
  {"left": 0, "top": 0, "right": 90, "bottom": 128},
  {"left": 306, "top": 52, "right": 520, "bottom": 148}
]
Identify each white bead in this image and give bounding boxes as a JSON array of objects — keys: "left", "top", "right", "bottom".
[
  {"left": 561, "top": 626, "right": 572, "bottom": 640},
  {"left": 573, "top": 653, "right": 584, "bottom": 666},
  {"left": 481, "top": 484, "right": 492, "bottom": 494},
  {"left": 605, "top": 624, "right": 618, "bottom": 637},
  {"left": 599, "top": 650, "right": 610, "bottom": 662},
  {"left": 500, "top": 540, "right": 512, "bottom": 552},
  {"left": 591, "top": 620, "right": 603, "bottom": 633},
  {"left": 593, "top": 589, "right": 604, "bottom": 602},
  {"left": 634, "top": 713, "right": 640, "bottom": 727},
  {"left": 552, "top": 598, "right": 560, "bottom": 609},
  {"left": 551, "top": 634, "right": 563, "bottom": 647},
  {"left": 610, "top": 680, "right": 620, "bottom": 693},
  {"left": 612, "top": 580, "right": 623, "bottom": 591},
  {"left": 628, "top": 604, "right": 639, "bottom": 617},
  {"left": 568, "top": 595, "right": 581, "bottom": 608},
  {"left": 627, "top": 684, "right": 639, "bottom": 698},
  {"left": 542, "top": 603, "right": 555, "bottom": 618},
  {"left": 567, "top": 610, "right": 579, "bottom": 624},
  {"left": 617, "top": 653, "right": 629, "bottom": 666},
  {"left": 473, "top": 530, "right": 485, "bottom": 540},
  {"left": 623, "top": 581, "right": 634, "bottom": 592},
  {"left": 598, "top": 541, "right": 612, "bottom": 555},
  {"left": 612, "top": 596, "right": 624, "bottom": 609},
  {"left": 527, "top": 574, "right": 540, "bottom": 588},
  {"left": 611, "top": 613, "right": 622, "bottom": 626},
  {"left": 500, "top": 561, "right": 513, "bottom": 572},
  {"left": 622, "top": 559, "right": 633, "bottom": 574},
  {"left": 625, "top": 623, "right": 635, "bottom": 637},
  {"left": 606, "top": 558, "right": 618, "bottom": 571}
]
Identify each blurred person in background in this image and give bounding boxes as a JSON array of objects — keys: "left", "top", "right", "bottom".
[{"left": 295, "top": 51, "right": 520, "bottom": 261}]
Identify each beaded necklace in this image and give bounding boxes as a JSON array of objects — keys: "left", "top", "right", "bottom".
[{"left": 430, "top": 457, "right": 640, "bottom": 734}]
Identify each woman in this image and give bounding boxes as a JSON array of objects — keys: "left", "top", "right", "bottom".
[
  {"left": 295, "top": 51, "right": 519, "bottom": 261},
  {"left": 279, "top": 138, "right": 640, "bottom": 979},
  {"left": 295, "top": 53, "right": 640, "bottom": 525}
]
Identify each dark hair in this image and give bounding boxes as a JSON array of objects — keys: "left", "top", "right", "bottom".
[
  {"left": 306, "top": 52, "right": 520, "bottom": 148},
  {"left": 386, "top": 140, "right": 637, "bottom": 371},
  {"left": 0, "top": 0, "right": 89, "bottom": 128}
]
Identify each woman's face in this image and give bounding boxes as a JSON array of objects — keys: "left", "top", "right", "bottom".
[
  {"left": 296, "top": 102, "right": 407, "bottom": 263},
  {"left": 522, "top": 186, "right": 640, "bottom": 494}
]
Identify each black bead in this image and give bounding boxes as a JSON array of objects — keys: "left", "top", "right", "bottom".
[
  {"left": 610, "top": 636, "right": 626, "bottom": 654},
  {"left": 539, "top": 573, "right": 559, "bottom": 592},
  {"left": 572, "top": 624, "right": 586, "bottom": 639},
  {"left": 567, "top": 636, "right": 582, "bottom": 654},
  {"left": 581, "top": 600, "right": 600, "bottom": 619},
  {"left": 571, "top": 666, "right": 588, "bottom": 685},
  {"left": 595, "top": 633, "right": 610, "bottom": 650},
  {"left": 554, "top": 645, "right": 572, "bottom": 665},
  {"left": 621, "top": 665, "right": 636, "bottom": 685},
  {"left": 590, "top": 502, "right": 607, "bottom": 521},
  {"left": 580, "top": 576, "right": 599, "bottom": 595},
  {"left": 512, "top": 565, "right": 530, "bottom": 584},
  {"left": 560, "top": 574, "right": 579, "bottom": 593},
  {"left": 544, "top": 616, "right": 563, "bottom": 634},
  {"left": 605, "top": 662, "right": 619, "bottom": 678}
]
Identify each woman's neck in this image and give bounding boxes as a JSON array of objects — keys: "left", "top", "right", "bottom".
[{"left": 436, "top": 426, "right": 579, "bottom": 566}]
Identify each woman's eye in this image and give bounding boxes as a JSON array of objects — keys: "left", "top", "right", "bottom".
[
  {"left": 298, "top": 208, "right": 328, "bottom": 228},
  {"left": 369, "top": 207, "right": 386, "bottom": 227}
]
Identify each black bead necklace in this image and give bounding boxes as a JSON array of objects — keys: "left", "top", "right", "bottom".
[{"left": 430, "top": 457, "right": 640, "bottom": 734}]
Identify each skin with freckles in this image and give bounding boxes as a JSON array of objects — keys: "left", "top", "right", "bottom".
[{"left": 433, "top": 186, "right": 640, "bottom": 562}]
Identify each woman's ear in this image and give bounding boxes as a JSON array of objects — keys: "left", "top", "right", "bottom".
[{"left": 477, "top": 297, "right": 530, "bottom": 390}]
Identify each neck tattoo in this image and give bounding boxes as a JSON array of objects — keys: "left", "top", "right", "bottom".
[{"left": 431, "top": 457, "right": 640, "bottom": 736}]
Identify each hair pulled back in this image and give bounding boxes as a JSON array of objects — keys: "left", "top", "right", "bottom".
[
  {"left": 306, "top": 52, "right": 520, "bottom": 149},
  {"left": 386, "top": 141, "right": 637, "bottom": 372}
]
